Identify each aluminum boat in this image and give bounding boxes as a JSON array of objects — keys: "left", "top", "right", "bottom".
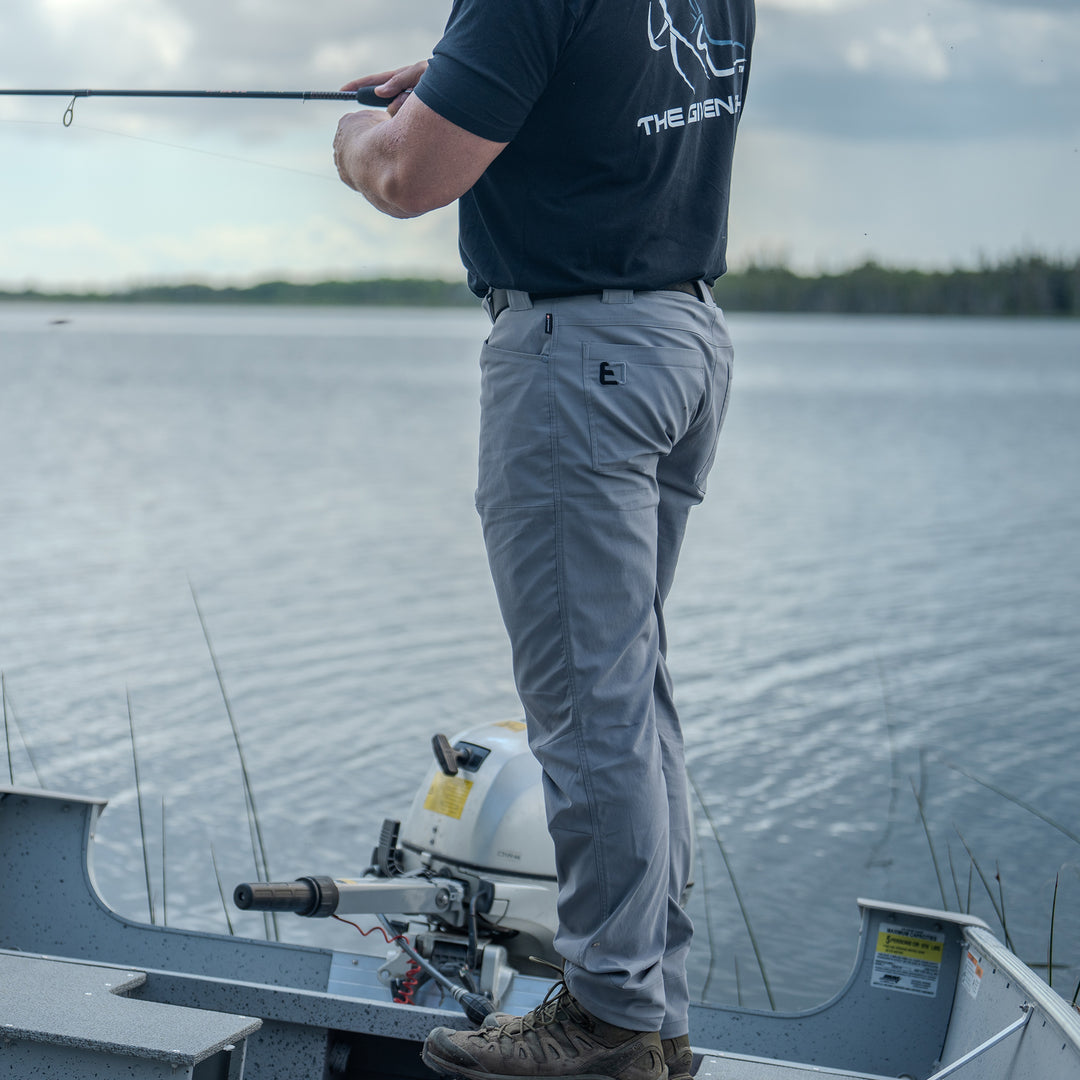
[{"left": 2, "top": 721, "right": 1078, "bottom": 1079}]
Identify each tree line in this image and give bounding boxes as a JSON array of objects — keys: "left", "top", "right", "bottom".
[
  {"left": 714, "top": 256, "right": 1080, "bottom": 317},
  {"left": 2, "top": 256, "right": 1077, "bottom": 316}
]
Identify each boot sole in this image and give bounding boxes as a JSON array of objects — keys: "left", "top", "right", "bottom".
[{"left": 421, "top": 1045, "right": 667, "bottom": 1080}]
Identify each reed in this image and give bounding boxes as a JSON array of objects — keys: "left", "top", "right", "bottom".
[
  {"left": 866, "top": 654, "right": 902, "bottom": 870},
  {"left": 1048, "top": 873, "right": 1059, "bottom": 990},
  {"left": 688, "top": 768, "right": 775, "bottom": 1009},
  {"left": 211, "top": 844, "right": 236, "bottom": 936},
  {"left": 190, "top": 582, "right": 278, "bottom": 941},
  {"left": 693, "top": 806, "right": 719, "bottom": 1001},
  {"left": 953, "top": 827, "right": 1016, "bottom": 952},
  {"left": 127, "top": 690, "right": 156, "bottom": 925},
  {"left": 1, "top": 677, "right": 45, "bottom": 787},
  {"left": 161, "top": 795, "right": 168, "bottom": 927},
  {"left": 909, "top": 777, "right": 949, "bottom": 910},
  {"left": 915, "top": 760, "right": 1080, "bottom": 997},
  {"left": 3, "top": 673, "right": 12, "bottom": 785},
  {"left": 995, "top": 861, "right": 1010, "bottom": 955},
  {"left": 943, "top": 760, "right": 1080, "bottom": 849},
  {"left": 945, "top": 841, "right": 973, "bottom": 913}
]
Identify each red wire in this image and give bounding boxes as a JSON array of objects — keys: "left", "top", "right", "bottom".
[
  {"left": 397, "top": 958, "right": 422, "bottom": 1005},
  {"left": 331, "top": 914, "right": 406, "bottom": 945},
  {"left": 331, "top": 915, "right": 421, "bottom": 1005}
]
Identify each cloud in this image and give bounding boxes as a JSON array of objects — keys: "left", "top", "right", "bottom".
[
  {"left": 0, "top": 1, "right": 448, "bottom": 135},
  {"left": 747, "top": 0, "right": 1080, "bottom": 138},
  {"left": 972, "top": 0, "right": 1076, "bottom": 9},
  {"left": 4, "top": 0, "right": 1076, "bottom": 142},
  {"left": 2, "top": 208, "right": 462, "bottom": 291},
  {"left": 1, "top": 0, "right": 1077, "bottom": 285},
  {"left": 729, "top": 126, "right": 1080, "bottom": 272},
  {"left": 37, "top": 0, "right": 193, "bottom": 72},
  {"left": 757, "top": 0, "right": 868, "bottom": 10},
  {"left": 0, "top": 113, "right": 461, "bottom": 290},
  {"left": 844, "top": 23, "right": 953, "bottom": 82}
]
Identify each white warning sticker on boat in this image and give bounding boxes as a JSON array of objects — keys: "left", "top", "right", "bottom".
[
  {"left": 870, "top": 923, "right": 945, "bottom": 997},
  {"left": 960, "top": 949, "right": 984, "bottom": 1000}
]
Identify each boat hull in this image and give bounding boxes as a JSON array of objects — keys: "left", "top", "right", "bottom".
[{"left": 2, "top": 785, "right": 1078, "bottom": 1079}]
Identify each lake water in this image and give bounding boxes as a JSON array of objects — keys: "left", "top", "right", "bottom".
[{"left": 1, "top": 303, "right": 1078, "bottom": 1012}]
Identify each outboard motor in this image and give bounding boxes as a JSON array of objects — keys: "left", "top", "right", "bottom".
[{"left": 236, "top": 721, "right": 560, "bottom": 1015}]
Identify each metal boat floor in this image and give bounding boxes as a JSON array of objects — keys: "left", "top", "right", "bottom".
[{"left": 697, "top": 1052, "right": 893, "bottom": 1080}]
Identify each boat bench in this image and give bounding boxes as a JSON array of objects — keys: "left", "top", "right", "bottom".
[
  {"left": 697, "top": 1050, "right": 896, "bottom": 1080},
  {"left": 0, "top": 950, "right": 261, "bottom": 1079}
]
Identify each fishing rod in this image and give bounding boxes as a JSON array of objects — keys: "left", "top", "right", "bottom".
[{"left": 0, "top": 87, "right": 391, "bottom": 126}]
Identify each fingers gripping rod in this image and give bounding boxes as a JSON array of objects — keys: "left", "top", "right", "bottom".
[{"left": 0, "top": 87, "right": 390, "bottom": 126}]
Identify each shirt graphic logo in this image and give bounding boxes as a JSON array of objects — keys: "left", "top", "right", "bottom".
[
  {"left": 648, "top": 0, "right": 747, "bottom": 90},
  {"left": 639, "top": 0, "right": 747, "bottom": 136}
]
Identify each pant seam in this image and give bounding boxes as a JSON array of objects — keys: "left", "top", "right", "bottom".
[{"left": 547, "top": 343, "right": 610, "bottom": 939}]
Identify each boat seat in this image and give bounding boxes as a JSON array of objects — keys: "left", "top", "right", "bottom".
[
  {"left": 0, "top": 950, "right": 261, "bottom": 1079},
  {"left": 696, "top": 1049, "right": 903, "bottom": 1080}
]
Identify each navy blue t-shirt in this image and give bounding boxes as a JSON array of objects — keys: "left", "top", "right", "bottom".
[{"left": 415, "top": 0, "right": 755, "bottom": 297}]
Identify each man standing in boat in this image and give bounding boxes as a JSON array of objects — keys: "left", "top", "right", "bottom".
[{"left": 333, "top": 0, "right": 754, "bottom": 1077}]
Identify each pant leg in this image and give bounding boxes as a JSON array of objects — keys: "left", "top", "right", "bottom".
[
  {"left": 476, "top": 290, "right": 732, "bottom": 1035},
  {"left": 651, "top": 337, "right": 733, "bottom": 1035}
]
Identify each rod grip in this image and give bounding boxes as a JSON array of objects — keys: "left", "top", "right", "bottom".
[{"left": 354, "top": 87, "right": 390, "bottom": 108}]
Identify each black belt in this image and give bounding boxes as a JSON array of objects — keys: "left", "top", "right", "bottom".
[
  {"left": 487, "top": 280, "right": 702, "bottom": 320},
  {"left": 531, "top": 280, "right": 700, "bottom": 302}
]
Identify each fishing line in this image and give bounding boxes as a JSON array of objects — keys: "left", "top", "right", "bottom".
[
  {"left": 0, "top": 115, "right": 338, "bottom": 182},
  {"left": 79, "top": 122, "right": 336, "bottom": 181}
]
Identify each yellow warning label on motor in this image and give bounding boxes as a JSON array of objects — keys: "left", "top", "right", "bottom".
[
  {"left": 496, "top": 720, "right": 527, "bottom": 732},
  {"left": 423, "top": 774, "right": 474, "bottom": 819},
  {"left": 877, "top": 930, "right": 945, "bottom": 963}
]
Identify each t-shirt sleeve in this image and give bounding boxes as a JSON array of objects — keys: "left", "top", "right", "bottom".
[{"left": 414, "top": 0, "right": 573, "bottom": 143}]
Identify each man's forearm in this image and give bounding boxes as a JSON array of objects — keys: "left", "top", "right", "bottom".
[{"left": 334, "top": 83, "right": 508, "bottom": 220}]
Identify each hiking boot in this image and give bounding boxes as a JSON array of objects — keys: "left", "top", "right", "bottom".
[
  {"left": 421, "top": 984, "right": 667, "bottom": 1080},
  {"left": 661, "top": 1036, "right": 693, "bottom": 1080},
  {"left": 482, "top": 1014, "right": 690, "bottom": 1080}
]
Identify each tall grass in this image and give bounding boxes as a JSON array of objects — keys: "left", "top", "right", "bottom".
[
  {"left": 1, "top": 676, "right": 44, "bottom": 787},
  {"left": 190, "top": 582, "right": 278, "bottom": 941},
  {"left": 912, "top": 762, "right": 1080, "bottom": 982},
  {"left": 688, "top": 769, "right": 775, "bottom": 1009},
  {"left": 127, "top": 690, "right": 156, "bottom": 925},
  {"left": 3, "top": 674, "right": 12, "bottom": 785}
]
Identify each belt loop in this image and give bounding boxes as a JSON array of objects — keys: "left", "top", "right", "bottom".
[
  {"left": 696, "top": 280, "right": 716, "bottom": 306},
  {"left": 484, "top": 288, "right": 533, "bottom": 323},
  {"left": 601, "top": 289, "right": 634, "bottom": 305}
]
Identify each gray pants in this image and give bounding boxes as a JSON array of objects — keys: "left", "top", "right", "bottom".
[{"left": 475, "top": 287, "right": 733, "bottom": 1037}]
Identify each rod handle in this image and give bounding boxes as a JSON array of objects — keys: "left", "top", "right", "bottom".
[{"left": 355, "top": 87, "right": 391, "bottom": 108}]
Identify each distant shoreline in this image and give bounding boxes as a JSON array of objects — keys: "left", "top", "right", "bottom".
[{"left": 2, "top": 256, "right": 1077, "bottom": 317}]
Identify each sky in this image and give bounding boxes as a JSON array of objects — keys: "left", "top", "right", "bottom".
[{"left": 0, "top": 0, "right": 1077, "bottom": 290}]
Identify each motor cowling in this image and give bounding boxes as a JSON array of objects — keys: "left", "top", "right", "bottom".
[{"left": 398, "top": 720, "right": 560, "bottom": 967}]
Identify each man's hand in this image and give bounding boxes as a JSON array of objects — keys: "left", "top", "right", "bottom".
[
  {"left": 333, "top": 110, "right": 387, "bottom": 193},
  {"left": 332, "top": 60, "right": 508, "bottom": 219},
  {"left": 342, "top": 61, "right": 428, "bottom": 117}
]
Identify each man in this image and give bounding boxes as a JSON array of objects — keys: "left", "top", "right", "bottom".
[{"left": 334, "top": 1, "right": 754, "bottom": 1077}]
